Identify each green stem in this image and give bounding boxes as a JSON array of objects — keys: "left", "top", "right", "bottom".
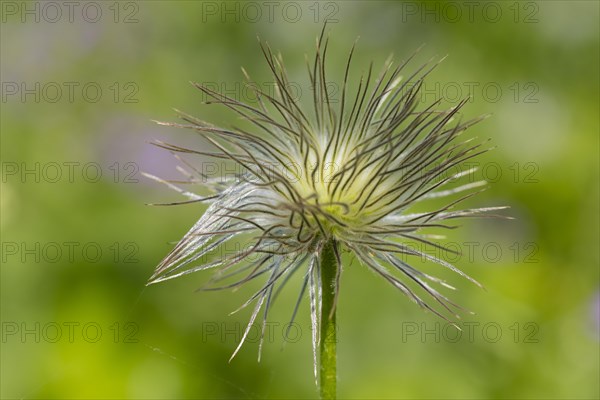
[{"left": 319, "top": 239, "right": 337, "bottom": 400}]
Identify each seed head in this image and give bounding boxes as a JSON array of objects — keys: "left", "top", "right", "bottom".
[{"left": 146, "top": 25, "right": 507, "bottom": 370}]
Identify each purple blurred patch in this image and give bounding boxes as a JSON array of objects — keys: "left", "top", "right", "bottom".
[
  {"left": 591, "top": 290, "right": 600, "bottom": 340},
  {"left": 92, "top": 115, "right": 207, "bottom": 192}
]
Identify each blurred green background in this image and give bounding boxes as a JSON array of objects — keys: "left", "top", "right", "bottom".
[{"left": 1, "top": 1, "right": 598, "bottom": 399}]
